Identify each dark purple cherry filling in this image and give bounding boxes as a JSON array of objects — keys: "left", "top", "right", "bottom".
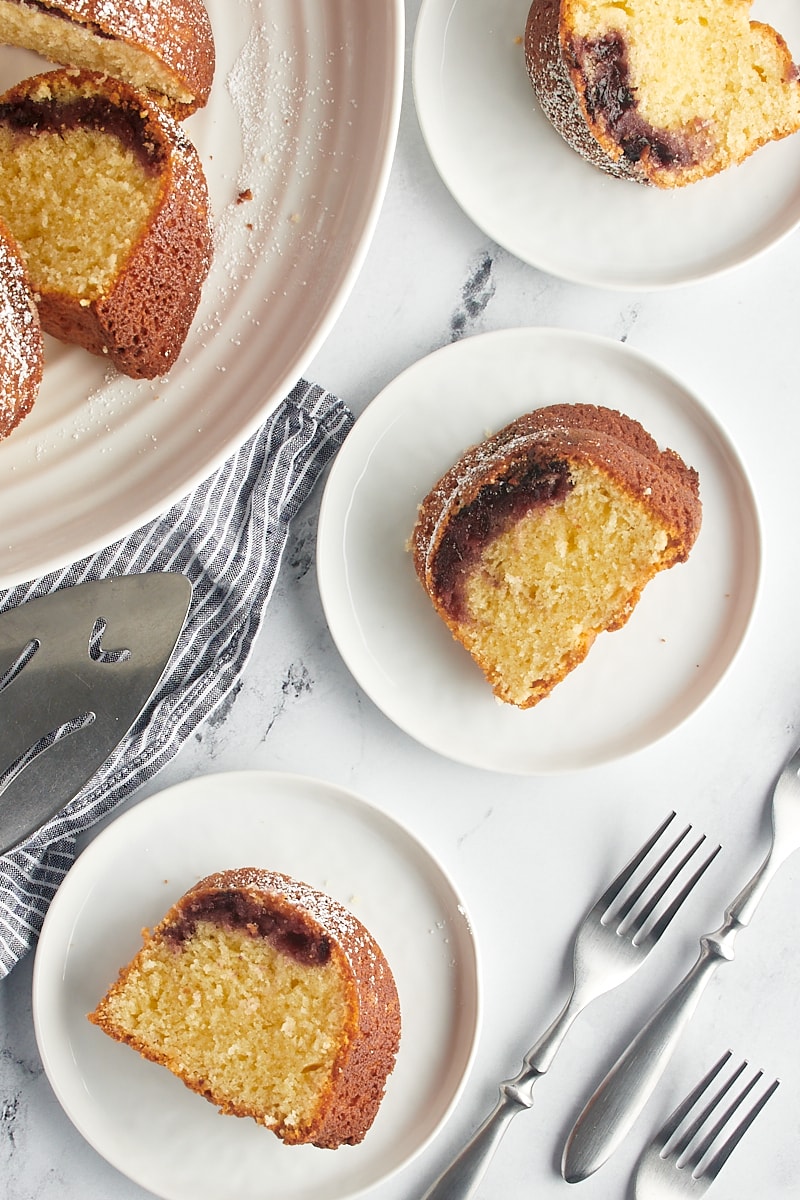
[
  {"left": 0, "top": 96, "right": 165, "bottom": 174},
  {"left": 162, "top": 890, "right": 332, "bottom": 967},
  {"left": 433, "top": 459, "right": 572, "bottom": 621},
  {"left": 571, "top": 32, "right": 700, "bottom": 169}
]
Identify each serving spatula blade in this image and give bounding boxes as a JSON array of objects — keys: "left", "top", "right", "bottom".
[{"left": 0, "top": 573, "right": 191, "bottom": 856}]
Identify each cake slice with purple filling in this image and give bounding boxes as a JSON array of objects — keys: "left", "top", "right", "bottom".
[
  {"left": 88, "top": 868, "right": 401, "bottom": 1149},
  {"left": 524, "top": 0, "right": 800, "bottom": 187},
  {"left": 410, "top": 403, "right": 701, "bottom": 708}
]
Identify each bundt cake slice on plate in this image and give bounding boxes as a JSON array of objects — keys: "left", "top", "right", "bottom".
[
  {"left": 411, "top": 403, "right": 701, "bottom": 708},
  {"left": 89, "top": 868, "right": 402, "bottom": 1149},
  {"left": 0, "top": 69, "right": 213, "bottom": 379},
  {"left": 0, "top": 0, "right": 215, "bottom": 117},
  {"left": 525, "top": 0, "right": 800, "bottom": 187}
]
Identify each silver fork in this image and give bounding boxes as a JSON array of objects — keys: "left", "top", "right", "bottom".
[
  {"left": 632, "top": 1050, "right": 780, "bottom": 1197},
  {"left": 420, "top": 813, "right": 721, "bottom": 1200},
  {"left": 562, "top": 741, "right": 800, "bottom": 1182}
]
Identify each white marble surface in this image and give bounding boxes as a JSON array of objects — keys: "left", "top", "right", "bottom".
[{"left": 4, "top": 3, "right": 800, "bottom": 1198}]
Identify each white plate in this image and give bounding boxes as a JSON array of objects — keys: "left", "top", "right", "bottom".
[
  {"left": 413, "top": 0, "right": 800, "bottom": 289},
  {"left": 0, "top": 0, "right": 403, "bottom": 588},
  {"left": 316, "top": 327, "right": 761, "bottom": 774},
  {"left": 32, "top": 772, "right": 480, "bottom": 1200}
]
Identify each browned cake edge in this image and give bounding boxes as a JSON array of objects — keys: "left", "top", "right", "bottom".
[
  {"left": 0, "top": 68, "right": 213, "bottom": 380},
  {"left": 0, "top": 0, "right": 215, "bottom": 116},
  {"left": 410, "top": 403, "right": 702, "bottom": 705},
  {"left": 0, "top": 214, "right": 42, "bottom": 438},
  {"left": 524, "top": 0, "right": 645, "bottom": 182},
  {"left": 524, "top": 0, "right": 800, "bottom": 188},
  {"left": 412, "top": 402, "right": 701, "bottom": 593},
  {"left": 88, "top": 867, "right": 401, "bottom": 1149}
]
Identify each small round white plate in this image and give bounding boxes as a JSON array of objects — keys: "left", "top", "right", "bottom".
[
  {"left": 33, "top": 772, "right": 480, "bottom": 1200},
  {"left": 317, "top": 327, "right": 761, "bottom": 774},
  {"left": 0, "top": 0, "right": 403, "bottom": 588},
  {"left": 413, "top": 0, "right": 800, "bottom": 289}
]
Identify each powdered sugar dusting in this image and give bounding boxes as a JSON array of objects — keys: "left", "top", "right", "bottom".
[
  {"left": 0, "top": 226, "right": 42, "bottom": 433},
  {"left": 197, "top": 867, "right": 376, "bottom": 956},
  {"left": 216, "top": 15, "right": 339, "bottom": 279},
  {"left": 417, "top": 423, "right": 558, "bottom": 579},
  {"left": 524, "top": 0, "right": 636, "bottom": 179},
  {"left": 32, "top": 0, "right": 215, "bottom": 105},
  {"left": 413, "top": 404, "right": 699, "bottom": 582}
]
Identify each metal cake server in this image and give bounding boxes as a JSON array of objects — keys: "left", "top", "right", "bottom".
[
  {"left": 0, "top": 573, "right": 191, "bottom": 856},
  {"left": 562, "top": 740, "right": 800, "bottom": 1184},
  {"left": 419, "top": 814, "right": 720, "bottom": 1200}
]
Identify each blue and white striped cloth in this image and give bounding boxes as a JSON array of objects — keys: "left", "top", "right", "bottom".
[{"left": 0, "top": 379, "right": 353, "bottom": 978}]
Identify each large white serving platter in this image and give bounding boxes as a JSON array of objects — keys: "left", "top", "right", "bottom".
[
  {"left": 0, "top": 0, "right": 403, "bottom": 588},
  {"left": 413, "top": 0, "right": 800, "bottom": 289},
  {"left": 317, "top": 327, "right": 761, "bottom": 774},
  {"left": 33, "top": 771, "right": 480, "bottom": 1200}
]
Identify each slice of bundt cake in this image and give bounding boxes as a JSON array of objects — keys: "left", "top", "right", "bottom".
[
  {"left": 525, "top": 0, "right": 800, "bottom": 187},
  {"left": 0, "top": 69, "right": 213, "bottom": 379},
  {"left": 88, "top": 868, "right": 402, "bottom": 1149},
  {"left": 411, "top": 404, "right": 701, "bottom": 708},
  {"left": 0, "top": 215, "right": 42, "bottom": 438},
  {"left": 0, "top": 0, "right": 215, "bottom": 117}
]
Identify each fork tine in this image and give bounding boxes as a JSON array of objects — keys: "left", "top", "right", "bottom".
[
  {"left": 613, "top": 823, "right": 693, "bottom": 925},
  {"left": 671, "top": 1057, "right": 749, "bottom": 1163},
  {"left": 643, "top": 840, "right": 721, "bottom": 944},
  {"left": 700, "top": 1074, "right": 780, "bottom": 1181},
  {"left": 632, "top": 1055, "right": 779, "bottom": 1199},
  {"left": 682, "top": 1066, "right": 760, "bottom": 1168},
  {"left": 654, "top": 1051, "right": 733, "bottom": 1150},
  {"left": 594, "top": 813, "right": 720, "bottom": 945},
  {"left": 594, "top": 811, "right": 679, "bottom": 915},
  {"left": 658, "top": 1053, "right": 781, "bottom": 1183},
  {"left": 620, "top": 829, "right": 706, "bottom": 929}
]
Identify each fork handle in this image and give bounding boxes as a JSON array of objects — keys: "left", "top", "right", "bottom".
[
  {"left": 420, "top": 1082, "right": 535, "bottom": 1200},
  {"left": 421, "top": 986, "right": 585, "bottom": 1199},
  {"left": 561, "top": 941, "right": 724, "bottom": 1183}
]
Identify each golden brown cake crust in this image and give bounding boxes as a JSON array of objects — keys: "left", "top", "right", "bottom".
[
  {"left": 0, "top": 0, "right": 215, "bottom": 116},
  {"left": 524, "top": 0, "right": 642, "bottom": 182},
  {"left": 0, "top": 215, "right": 42, "bottom": 438},
  {"left": 89, "top": 867, "right": 401, "bottom": 1149},
  {"left": 524, "top": 0, "right": 800, "bottom": 187},
  {"left": 0, "top": 69, "right": 213, "bottom": 379},
  {"left": 187, "top": 868, "right": 401, "bottom": 1148},
  {"left": 412, "top": 403, "right": 701, "bottom": 590},
  {"left": 411, "top": 403, "right": 702, "bottom": 707}
]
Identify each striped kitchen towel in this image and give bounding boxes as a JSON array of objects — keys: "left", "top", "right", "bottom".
[{"left": 0, "top": 379, "right": 353, "bottom": 977}]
